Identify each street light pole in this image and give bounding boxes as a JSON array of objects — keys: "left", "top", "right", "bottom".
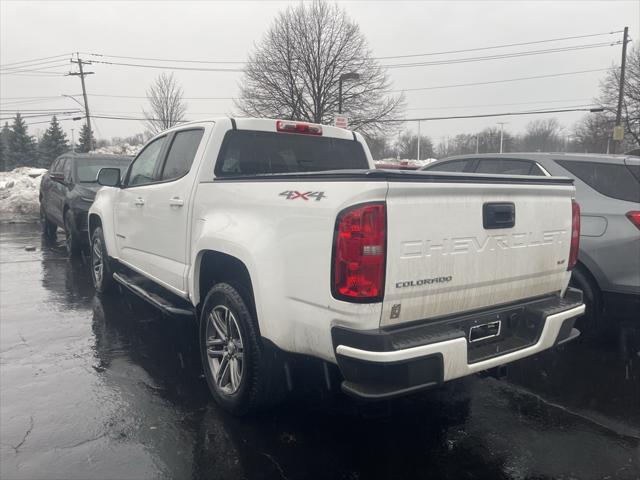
[
  {"left": 338, "top": 72, "right": 360, "bottom": 114},
  {"left": 417, "top": 120, "right": 421, "bottom": 161},
  {"left": 497, "top": 122, "right": 507, "bottom": 153}
]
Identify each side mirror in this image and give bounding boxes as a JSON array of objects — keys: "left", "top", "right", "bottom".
[
  {"left": 50, "top": 172, "right": 65, "bottom": 182},
  {"left": 97, "top": 168, "right": 121, "bottom": 187}
]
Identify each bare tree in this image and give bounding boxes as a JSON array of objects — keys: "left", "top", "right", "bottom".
[
  {"left": 143, "top": 72, "right": 187, "bottom": 135},
  {"left": 440, "top": 133, "right": 477, "bottom": 157},
  {"left": 236, "top": 0, "right": 403, "bottom": 136},
  {"left": 522, "top": 118, "right": 563, "bottom": 152},
  {"left": 395, "top": 131, "right": 435, "bottom": 159},
  {"left": 597, "top": 46, "right": 640, "bottom": 147},
  {"left": 572, "top": 113, "right": 612, "bottom": 153}
]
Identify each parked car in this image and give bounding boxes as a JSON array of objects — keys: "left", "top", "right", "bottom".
[
  {"left": 89, "top": 118, "right": 584, "bottom": 415},
  {"left": 40, "top": 153, "right": 132, "bottom": 255},
  {"left": 421, "top": 153, "right": 640, "bottom": 329}
]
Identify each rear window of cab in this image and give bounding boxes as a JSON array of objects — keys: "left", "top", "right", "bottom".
[{"left": 215, "top": 130, "right": 368, "bottom": 177}]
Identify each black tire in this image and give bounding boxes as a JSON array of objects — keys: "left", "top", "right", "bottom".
[
  {"left": 199, "top": 282, "right": 285, "bottom": 415},
  {"left": 570, "top": 264, "right": 603, "bottom": 336},
  {"left": 40, "top": 205, "right": 57, "bottom": 240},
  {"left": 64, "top": 210, "right": 83, "bottom": 257},
  {"left": 90, "top": 226, "right": 115, "bottom": 294}
]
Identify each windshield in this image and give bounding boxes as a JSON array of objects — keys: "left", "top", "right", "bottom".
[
  {"left": 215, "top": 130, "right": 369, "bottom": 177},
  {"left": 75, "top": 158, "right": 131, "bottom": 183}
]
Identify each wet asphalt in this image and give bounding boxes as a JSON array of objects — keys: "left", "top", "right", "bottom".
[{"left": 0, "top": 222, "right": 638, "bottom": 480}]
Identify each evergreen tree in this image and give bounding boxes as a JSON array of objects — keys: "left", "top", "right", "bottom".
[
  {"left": 7, "top": 113, "right": 37, "bottom": 168},
  {"left": 77, "top": 123, "right": 94, "bottom": 153},
  {"left": 38, "top": 116, "right": 69, "bottom": 168},
  {"left": 0, "top": 122, "right": 11, "bottom": 171}
]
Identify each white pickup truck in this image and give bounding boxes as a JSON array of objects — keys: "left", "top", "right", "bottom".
[{"left": 89, "top": 118, "right": 585, "bottom": 415}]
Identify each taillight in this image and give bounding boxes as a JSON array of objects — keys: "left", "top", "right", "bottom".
[
  {"left": 332, "top": 203, "right": 386, "bottom": 302},
  {"left": 568, "top": 200, "right": 580, "bottom": 270},
  {"left": 626, "top": 211, "right": 640, "bottom": 230},
  {"left": 276, "top": 120, "right": 322, "bottom": 135}
]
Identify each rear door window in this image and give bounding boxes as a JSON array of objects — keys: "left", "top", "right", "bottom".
[
  {"left": 160, "top": 129, "right": 204, "bottom": 181},
  {"left": 475, "top": 158, "right": 540, "bottom": 175},
  {"left": 555, "top": 160, "right": 640, "bottom": 203},
  {"left": 424, "top": 159, "right": 471, "bottom": 172},
  {"left": 215, "top": 130, "right": 368, "bottom": 177}
]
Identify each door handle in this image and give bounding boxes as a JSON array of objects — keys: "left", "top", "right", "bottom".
[
  {"left": 134, "top": 197, "right": 145, "bottom": 206},
  {"left": 169, "top": 196, "right": 184, "bottom": 207}
]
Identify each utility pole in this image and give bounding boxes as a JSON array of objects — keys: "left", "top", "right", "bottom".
[
  {"left": 71, "top": 128, "right": 75, "bottom": 153},
  {"left": 475, "top": 135, "right": 479, "bottom": 154},
  {"left": 68, "top": 53, "right": 94, "bottom": 151},
  {"left": 612, "top": 26, "right": 629, "bottom": 154}
]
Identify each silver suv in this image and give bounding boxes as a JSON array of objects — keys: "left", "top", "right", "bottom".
[{"left": 422, "top": 153, "right": 640, "bottom": 329}]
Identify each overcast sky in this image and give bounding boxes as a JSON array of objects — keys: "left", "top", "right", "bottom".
[{"left": 1, "top": 0, "right": 638, "bottom": 146}]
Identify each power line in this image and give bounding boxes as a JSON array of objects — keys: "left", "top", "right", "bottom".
[
  {"left": 87, "top": 41, "right": 618, "bottom": 73},
  {"left": 0, "top": 72, "right": 67, "bottom": 77},
  {"left": 0, "top": 64, "right": 71, "bottom": 75},
  {"left": 90, "top": 59, "right": 244, "bottom": 72},
  {"left": 54, "top": 68, "right": 609, "bottom": 103},
  {"left": 375, "top": 30, "right": 623, "bottom": 60},
  {"left": 83, "top": 30, "right": 623, "bottom": 65},
  {"left": 0, "top": 108, "right": 84, "bottom": 112},
  {"left": 22, "top": 105, "right": 604, "bottom": 127},
  {"left": 0, "top": 97, "right": 68, "bottom": 106},
  {"left": 0, "top": 53, "right": 72, "bottom": 68},
  {"left": 405, "top": 98, "right": 595, "bottom": 111},
  {"left": 85, "top": 52, "right": 245, "bottom": 65},
  {"left": 0, "top": 59, "right": 71, "bottom": 72},
  {"left": 380, "top": 106, "right": 604, "bottom": 123},
  {"left": 83, "top": 93, "right": 238, "bottom": 100},
  {"left": 0, "top": 111, "right": 82, "bottom": 121},
  {"left": 391, "top": 68, "right": 610, "bottom": 93},
  {"left": 382, "top": 41, "right": 621, "bottom": 69}
]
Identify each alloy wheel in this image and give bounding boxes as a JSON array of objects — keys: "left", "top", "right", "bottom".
[
  {"left": 92, "top": 237, "right": 103, "bottom": 286},
  {"left": 205, "top": 305, "right": 244, "bottom": 395}
]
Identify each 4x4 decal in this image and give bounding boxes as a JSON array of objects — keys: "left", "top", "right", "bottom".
[{"left": 279, "top": 190, "right": 326, "bottom": 201}]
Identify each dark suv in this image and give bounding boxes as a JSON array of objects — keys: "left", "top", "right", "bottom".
[{"left": 40, "top": 153, "right": 132, "bottom": 255}]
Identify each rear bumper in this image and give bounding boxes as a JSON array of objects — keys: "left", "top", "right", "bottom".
[{"left": 332, "top": 289, "right": 585, "bottom": 400}]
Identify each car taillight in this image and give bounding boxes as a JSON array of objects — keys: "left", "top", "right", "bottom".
[
  {"left": 568, "top": 200, "right": 580, "bottom": 270},
  {"left": 626, "top": 211, "right": 640, "bottom": 230},
  {"left": 332, "top": 203, "right": 386, "bottom": 302},
  {"left": 276, "top": 120, "right": 322, "bottom": 135}
]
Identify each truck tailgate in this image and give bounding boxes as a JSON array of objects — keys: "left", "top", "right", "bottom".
[{"left": 382, "top": 177, "right": 575, "bottom": 327}]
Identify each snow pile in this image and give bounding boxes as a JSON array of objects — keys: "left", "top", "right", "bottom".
[
  {"left": 374, "top": 158, "right": 438, "bottom": 169},
  {"left": 0, "top": 167, "right": 47, "bottom": 223},
  {"left": 92, "top": 143, "right": 141, "bottom": 156}
]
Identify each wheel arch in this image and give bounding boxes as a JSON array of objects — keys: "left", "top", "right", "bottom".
[
  {"left": 195, "top": 250, "right": 257, "bottom": 319},
  {"left": 88, "top": 213, "right": 102, "bottom": 235}
]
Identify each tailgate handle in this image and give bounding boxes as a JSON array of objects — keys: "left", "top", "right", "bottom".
[{"left": 483, "top": 202, "right": 515, "bottom": 229}]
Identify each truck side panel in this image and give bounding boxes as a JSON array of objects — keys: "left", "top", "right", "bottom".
[{"left": 189, "top": 180, "right": 387, "bottom": 362}]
